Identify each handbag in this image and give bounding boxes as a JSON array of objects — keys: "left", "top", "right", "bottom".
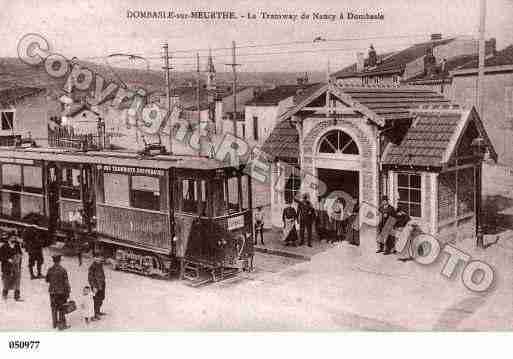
[{"left": 62, "top": 300, "right": 77, "bottom": 314}]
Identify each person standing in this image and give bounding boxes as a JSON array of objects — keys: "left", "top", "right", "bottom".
[
  {"left": 330, "top": 197, "right": 346, "bottom": 243},
  {"left": 254, "top": 206, "right": 265, "bottom": 245},
  {"left": 88, "top": 253, "right": 106, "bottom": 320},
  {"left": 0, "top": 232, "right": 24, "bottom": 301},
  {"left": 46, "top": 255, "right": 71, "bottom": 330},
  {"left": 282, "top": 204, "right": 298, "bottom": 246},
  {"left": 296, "top": 194, "right": 316, "bottom": 247},
  {"left": 23, "top": 228, "right": 45, "bottom": 279},
  {"left": 378, "top": 196, "right": 397, "bottom": 254},
  {"left": 346, "top": 200, "right": 360, "bottom": 246}
]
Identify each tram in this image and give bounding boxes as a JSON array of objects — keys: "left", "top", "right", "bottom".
[{"left": 0, "top": 146, "right": 254, "bottom": 284}]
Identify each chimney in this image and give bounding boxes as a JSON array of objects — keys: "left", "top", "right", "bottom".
[
  {"left": 431, "top": 33, "right": 442, "bottom": 41},
  {"left": 356, "top": 52, "right": 365, "bottom": 72},
  {"left": 368, "top": 45, "right": 377, "bottom": 67},
  {"left": 485, "top": 38, "right": 497, "bottom": 56}
]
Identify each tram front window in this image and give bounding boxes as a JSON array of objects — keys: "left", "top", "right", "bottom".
[
  {"left": 61, "top": 168, "right": 81, "bottom": 200},
  {"left": 212, "top": 173, "right": 249, "bottom": 217}
]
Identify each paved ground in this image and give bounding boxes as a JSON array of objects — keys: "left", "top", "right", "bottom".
[{"left": 2, "top": 222, "right": 511, "bottom": 331}]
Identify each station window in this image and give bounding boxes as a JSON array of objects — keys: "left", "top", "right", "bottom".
[
  {"left": 130, "top": 175, "right": 160, "bottom": 211},
  {"left": 23, "top": 166, "right": 43, "bottom": 194},
  {"left": 284, "top": 174, "right": 301, "bottom": 205},
  {"left": 2, "top": 164, "right": 22, "bottom": 191},
  {"left": 61, "top": 168, "right": 81, "bottom": 200},
  {"left": 397, "top": 173, "right": 422, "bottom": 218},
  {"left": 1, "top": 111, "right": 14, "bottom": 130}
]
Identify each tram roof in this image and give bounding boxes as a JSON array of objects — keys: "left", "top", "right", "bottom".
[{"left": 0, "top": 147, "right": 243, "bottom": 171}]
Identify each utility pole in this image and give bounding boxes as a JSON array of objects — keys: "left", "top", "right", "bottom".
[
  {"left": 162, "top": 42, "right": 173, "bottom": 154},
  {"left": 477, "top": 0, "right": 486, "bottom": 116},
  {"left": 225, "top": 41, "right": 240, "bottom": 136},
  {"left": 196, "top": 52, "right": 201, "bottom": 156},
  {"left": 325, "top": 59, "right": 331, "bottom": 117}
]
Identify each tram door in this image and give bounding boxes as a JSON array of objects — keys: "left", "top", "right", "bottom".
[
  {"left": 80, "top": 165, "right": 95, "bottom": 232},
  {"left": 46, "top": 164, "right": 60, "bottom": 235}
]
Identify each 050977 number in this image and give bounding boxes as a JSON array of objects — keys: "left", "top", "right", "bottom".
[{"left": 8, "top": 340, "right": 40, "bottom": 350}]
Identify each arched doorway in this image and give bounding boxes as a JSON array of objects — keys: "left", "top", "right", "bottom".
[{"left": 316, "top": 129, "right": 360, "bottom": 202}]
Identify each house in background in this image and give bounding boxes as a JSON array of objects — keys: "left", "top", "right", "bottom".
[
  {"left": 450, "top": 45, "right": 513, "bottom": 165},
  {"left": 262, "top": 83, "right": 496, "bottom": 244},
  {"left": 244, "top": 83, "right": 319, "bottom": 145},
  {"left": 0, "top": 86, "right": 61, "bottom": 147},
  {"left": 332, "top": 34, "right": 496, "bottom": 87}
]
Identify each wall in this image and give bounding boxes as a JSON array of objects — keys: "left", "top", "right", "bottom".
[
  {"left": 9, "top": 93, "right": 61, "bottom": 147},
  {"left": 451, "top": 70, "right": 513, "bottom": 165}
]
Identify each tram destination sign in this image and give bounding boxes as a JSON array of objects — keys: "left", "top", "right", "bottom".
[
  {"left": 227, "top": 215, "right": 245, "bottom": 231},
  {"left": 0, "top": 157, "right": 35, "bottom": 165},
  {"left": 101, "top": 165, "right": 165, "bottom": 177}
]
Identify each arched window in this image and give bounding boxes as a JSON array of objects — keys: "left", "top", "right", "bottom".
[{"left": 318, "top": 130, "right": 359, "bottom": 155}]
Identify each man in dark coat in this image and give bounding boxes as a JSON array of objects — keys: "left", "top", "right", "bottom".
[
  {"left": 23, "top": 228, "right": 45, "bottom": 279},
  {"left": 378, "top": 196, "right": 397, "bottom": 254},
  {"left": 46, "top": 255, "right": 71, "bottom": 330},
  {"left": 296, "top": 194, "right": 316, "bottom": 247},
  {"left": 0, "top": 233, "right": 24, "bottom": 301},
  {"left": 88, "top": 253, "right": 106, "bottom": 320},
  {"left": 282, "top": 204, "right": 298, "bottom": 246}
]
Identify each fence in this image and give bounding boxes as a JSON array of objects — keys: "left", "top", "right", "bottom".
[{"left": 48, "top": 125, "right": 110, "bottom": 150}]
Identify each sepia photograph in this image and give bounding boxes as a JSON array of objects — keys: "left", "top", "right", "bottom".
[{"left": 0, "top": 0, "right": 512, "bottom": 356}]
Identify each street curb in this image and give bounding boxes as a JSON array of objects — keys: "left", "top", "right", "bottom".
[{"left": 254, "top": 246, "right": 311, "bottom": 261}]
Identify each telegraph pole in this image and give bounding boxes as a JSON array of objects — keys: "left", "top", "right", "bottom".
[
  {"left": 162, "top": 42, "right": 173, "bottom": 154},
  {"left": 225, "top": 41, "right": 240, "bottom": 136},
  {"left": 477, "top": 0, "right": 486, "bottom": 116},
  {"left": 196, "top": 52, "right": 201, "bottom": 156}
]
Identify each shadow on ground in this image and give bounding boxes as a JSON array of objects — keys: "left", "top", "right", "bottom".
[{"left": 483, "top": 195, "right": 513, "bottom": 234}]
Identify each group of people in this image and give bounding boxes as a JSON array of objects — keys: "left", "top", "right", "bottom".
[
  {"left": 281, "top": 193, "right": 360, "bottom": 247},
  {"left": 256, "top": 193, "right": 411, "bottom": 253},
  {"left": 0, "top": 229, "right": 107, "bottom": 330}
]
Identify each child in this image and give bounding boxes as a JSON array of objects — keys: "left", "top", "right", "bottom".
[{"left": 79, "top": 286, "right": 95, "bottom": 324}]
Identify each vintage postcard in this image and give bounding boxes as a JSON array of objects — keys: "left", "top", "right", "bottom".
[{"left": 0, "top": 0, "right": 512, "bottom": 356}]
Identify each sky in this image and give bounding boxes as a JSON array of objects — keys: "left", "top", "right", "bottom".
[{"left": 1, "top": 0, "right": 512, "bottom": 72}]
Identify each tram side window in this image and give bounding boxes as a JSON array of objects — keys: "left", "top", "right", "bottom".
[
  {"left": 104, "top": 173, "right": 130, "bottom": 207},
  {"left": 61, "top": 168, "right": 81, "bottom": 200},
  {"left": 2, "top": 164, "right": 21, "bottom": 191},
  {"left": 130, "top": 175, "right": 160, "bottom": 211},
  {"left": 23, "top": 166, "right": 43, "bottom": 194}
]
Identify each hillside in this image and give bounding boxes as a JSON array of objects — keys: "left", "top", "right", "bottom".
[{"left": 0, "top": 57, "right": 324, "bottom": 92}]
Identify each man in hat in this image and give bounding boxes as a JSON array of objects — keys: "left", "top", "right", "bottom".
[
  {"left": 46, "top": 255, "right": 71, "bottom": 330},
  {"left": 378, "top": 196, "right": 397, "bottom": 254},
  {"left": 296, "top": 193, "right": 316, "bottom": 247},
  {"left": 23, "top": 228, "right": 45, "bottom": 279},
  {"left": 88, "top": 253, "right": 106, "bottom": 320},
  {"left": 0, "top": 232, "right": 24, "bottom": 301}
]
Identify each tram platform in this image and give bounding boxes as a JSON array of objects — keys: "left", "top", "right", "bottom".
[{"left": 254, "top": 227, "right": 334, "bottom": 261}]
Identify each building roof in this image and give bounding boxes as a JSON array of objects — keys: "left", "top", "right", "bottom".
[
  {"left": 457, "top": 44, "right": 513, "bottom": 70},
  {"left": 0, "top": 86, "right": 45, "bottom": 107},
  {"left": 181, "top": 86, "right": 251, "bottom": 111},
  {"left": 405, "top": 54, "right": 478, "bottom": 83},
  {"left": 333, "top": 38, "right": 455, "bottom": 79},
  {"left": 62, "top": 103, "right": 89, "bottom": 117},
  {"left": 246, "top": 84, "right": 316, "bottom": 106},
  {"left": 382, "top": 106, "right": 497, "bottom": 167},
  {"left": 262, "top": 84, "right": 451, "bottom": 162}
]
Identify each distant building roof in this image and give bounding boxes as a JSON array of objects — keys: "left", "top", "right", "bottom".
[
  {"left": 333, "top": 38, "right": 456, "bottom": 79},
  {"left": 457, "top": 44, "right": 513, "bottom": 70},
  {"left": 405, "top": 54, "right": 479, "bottom": 83},
  {"left": 246, "top": 84, "right": 318, "bottom": 106},
  {"left": 0, "top": 86, "right": 45, "bottom": 107},
  {"left": 62, "top": 103, "right": 89, "bottom": 117}
]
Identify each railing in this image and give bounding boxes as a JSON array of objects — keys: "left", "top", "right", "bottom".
[
  {"left": 96, "top": 203, "right": 171, "bottom": 251},
  {"left": 48, "top": 125, "right": 110, "bottom": 150}
]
